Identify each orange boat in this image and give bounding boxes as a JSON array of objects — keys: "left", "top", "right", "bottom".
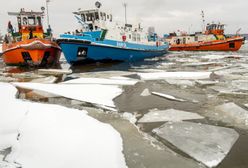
[
  {"left": 1, "top": 9, "right": 61, "bottom": 66},
  {"left": 168, "top": 23, "right": 245, "bottom": 51}
]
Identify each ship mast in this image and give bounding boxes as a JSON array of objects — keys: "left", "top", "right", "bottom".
[
  {"left": 46, "top": 0, "right": 50, "bottom": 26},
  {"left": 123, "top": 2, "right": 127, "bottom": 25},
  {"left": 201, "top": 10, "right": 205, "bottom": 32}
]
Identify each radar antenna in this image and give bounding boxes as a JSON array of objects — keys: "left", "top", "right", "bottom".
[{"left": 95, "top": 1, "right": 102, "bottom": 9}]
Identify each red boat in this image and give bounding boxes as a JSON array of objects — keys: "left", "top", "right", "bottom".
[
  {"left": 1, "top": 9, "right": 61, "bottom": 66},
  {"left": 167, "top": 23, "right": 245, "bottom": 51}
]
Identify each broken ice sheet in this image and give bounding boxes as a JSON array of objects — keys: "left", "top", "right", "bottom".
[
  {"left": 30, "top": 76, "right": 57, "bottom": 83},
  {"left": 13, "top": 82, "right": 122, "bottom": 107},
  {"left": 195, "top": 80, "right": 219, "bottom": 86},
  {"left": 62, "top": 77, "right": 138, "bottom": 86},
  {"left": 153, "top": 121, "right": 239, "bottom": 168},
  {"left": 152, "top": 92, "right": 186, "bottom": 102},
  {"left": 137, "top": 71, "right": 212, "bottom": 80},
  {"left": 231, "top": 80, "right": 248, "bottom": 91},
  {"left": 245, "top": 104, "right": 248, "bottom": 109},
  {"left": 138, "top": 109, "right": 204, "bottom": 123},
  {"left": 215, "top": 102, "right": 248, "bottom": 126},
  {"left": 182, "top": 62, "right": 222, "bottom": 67},
  {"left": 165, "top": 79, "right": 195, "bottom": 87},
  {"left": 37, "top": 69, "right": 72, "bottom": 76}
]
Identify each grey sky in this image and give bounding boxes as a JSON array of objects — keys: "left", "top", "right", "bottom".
[{"left": 0, "top": 0, "right": 247, "bottom": 37}]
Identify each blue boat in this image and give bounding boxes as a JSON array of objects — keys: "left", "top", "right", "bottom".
[{"left": 57, "top": 2, "right": 169, "bottom": 64}]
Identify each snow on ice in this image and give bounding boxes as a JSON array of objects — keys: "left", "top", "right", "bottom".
[{"left": 0, "top": 82, "right": 127, "bottom": 168}]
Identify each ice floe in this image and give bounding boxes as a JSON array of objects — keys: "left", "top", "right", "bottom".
[
  {"left": 195, "top": 80, "right": 219, "bottom": 86},
  {"left": 245, "top": 104, "right": 248, "bottom": 109},
  {"left": 0, "top": 76, "right": 18, "bottom": 82},
  {"left": 37, "top": 69, "right": 72, "bottom": 76},
  {"left": 153, "top": 121, "right": 239, "bottom": 167},
  {"left": 11, "top": 73, "right": 45, "bottom": 80},
  {"left": 13, "top": 82, "right": 122, "bottom": 107},
  {"left": 137, "top": 71, "right": 212, "bottom": 80},
  {"left": 30, "top": 76, "right": 57, "bottom": 83},
  {"left": 215, "top": 102, "right": 248, "bottom": 126},
  {"left": 231, "top": 80, "right": 248, "bottom": 91},
  {"left": 63, "top": 77, "right": 138, "bottom": 85},
  {"left": 152, "top": 92, "right": 186, "bottom": 102},
  {"left": 138, "top": 109, "right": 204, "bottom": 123},
  {"left": 0, "top": 82, "right": 127, "bottom": 168},
  {"left": 140, "top": 88, "right": 151, "bottom": 96},
  {"left": 182, "top": 62, "right": 222, "bottom": 67},
  {"left": 165, "top": 79, "right": 195, "bottom": 87}
]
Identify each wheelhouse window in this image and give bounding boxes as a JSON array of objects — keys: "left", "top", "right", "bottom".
[
  {"left": 22, "top": 17, "right": 28, "bottom": 25},
  {"left": 109, "top": 14, "right": 112, "bottom": 22},
  {"left": 137, "top": 34, "right": 141, "bottom": 41},
  {"left": 37, "top": 17, "right": 42, "bottom": 26},
  {"left": 81, "top": 14, "right": 86, "bottom": 22},
  {"left": 132, "top": 33, "right": 137, "bottom": 41},
  {"left": 95, "top": 12, "right": 99, "bottom": 20},
  {"left": 103, "top": 13, "right": 106, "bottom": 21},
  {"left": 194, "top": 36, "right": 198, "bottom": 41},
  {"left": 17, "top": 17, "right": 21, "bottom": 28},
  {"left": 86, "top": 13, "right": 93, "bottom": 21},
  {"left": 28, "top": 17, "right": 36, "bottom": 25}
]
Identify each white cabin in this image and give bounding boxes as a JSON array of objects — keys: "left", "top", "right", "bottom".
[{"left": 73, "top": 6, "right": 157, "bottom": 44}]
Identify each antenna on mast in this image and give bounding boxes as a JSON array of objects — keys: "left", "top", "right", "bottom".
[
  {"left": 123, "top": 2, "right": 127, "bottom": 25},
  {"left": 201, "top": 10, "right": 205, "bottom": 32}
]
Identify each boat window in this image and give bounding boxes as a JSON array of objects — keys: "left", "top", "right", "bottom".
[
  {"left": 183, "top": 38, "right": 186, "bottom": 44},
  {"left": 137, "top": 34, "right": 141, "bottom": 41},
  {"left": 81, "top": 14, "right": 86, "bottom": 22},
  {"left": 132, "top": 33, "right": 137, "bottom": 41},
  {"left": 37, "top": 17, "right": 42, "bottom": 26},
  {"left": 129, "top": 34, "right": 131, "bottom": 39},
  {"left": 100, "top": 12, "right": 103, "bottom": 20},
  {"left": 109, "top": 14, "right": 112, "bottom": 22},
  {"left": 194, "top": 36, "right": 198, "bottom": 41},
  {"left": 176, "top": 39, "right": 180, "bottom": 44},
  {"left": 103, "top": 13, "right": 106, "bottom": 21},
  {"left": 23, "top": 17, "right": 28, "bottom": 25},
  {"left": 107, "top": 15, "right": 109, "bottom": 20},
  {"left": 86, "top": 13, "right": 92, "bottom": 21},
  {"left": 95, "top": 12, "right": 99, "bottom": 20},
  {"left": 17, "top": 17, "right": 21, "bottom": 28},
  {"left": 28, "top": 17, "right": 36, "bottom": 26}
]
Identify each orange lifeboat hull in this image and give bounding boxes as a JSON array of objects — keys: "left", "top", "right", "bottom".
[
  {"left": 169, "top": 36, "right": 244, "bottom": 51},
  {"left": 2, "top": 38, "right": 61, "bottom": 66}
]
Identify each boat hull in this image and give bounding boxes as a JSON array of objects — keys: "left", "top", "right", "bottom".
[
  {"left": 169, "top": 37, "right": 244, "bottom": 51},
  {"left": 57, "top": 39, "right": 168, "bottom": 64},
  {"left": 2, "top": 39, "right": 61, "bottom": 66}
]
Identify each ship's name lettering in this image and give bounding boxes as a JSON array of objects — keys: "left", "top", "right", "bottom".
[{"left": 117, "top": 42, "right": 127, "bottom": 48}]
